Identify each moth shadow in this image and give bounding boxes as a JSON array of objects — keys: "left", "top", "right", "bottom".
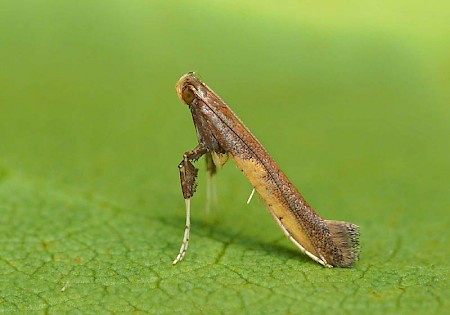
[{"left": 159, "top": 213, "right": 314, "bottom": 265}]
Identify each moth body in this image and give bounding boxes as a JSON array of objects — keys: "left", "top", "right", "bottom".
[{"left": 174, "top": 73, "right": 360, "bottom": 267}]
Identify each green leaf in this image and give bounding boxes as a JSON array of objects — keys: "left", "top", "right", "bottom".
[{"left": 0, "top": 1, "right": 449, "bottom": 314}]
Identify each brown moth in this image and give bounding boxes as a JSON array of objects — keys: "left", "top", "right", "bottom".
[{"left": 173, "top": 72, "right": 359, "bottom": 268}]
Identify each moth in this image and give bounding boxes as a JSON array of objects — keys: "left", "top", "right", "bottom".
[{"left": 173, "top": 72, "right": 359, "bottom": 268}]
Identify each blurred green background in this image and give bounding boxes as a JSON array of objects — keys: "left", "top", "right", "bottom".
[{"left": 0, "top": 1, "right": 448, "bottom": 314}]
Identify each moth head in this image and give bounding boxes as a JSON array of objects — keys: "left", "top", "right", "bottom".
[{"left": 176, "top": 72, "right": 197, "bottom": 106}]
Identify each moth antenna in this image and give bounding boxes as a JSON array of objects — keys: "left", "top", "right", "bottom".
[
  {"left": 173, "top": 198, "right": 191, "bottom": 265},
  {"left": 246, "top": 188, "right": 256, "bottom": 204}
]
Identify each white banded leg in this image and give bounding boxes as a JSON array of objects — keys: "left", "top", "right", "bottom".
[
  {"left": 267, "top": 207, "right": 332, "bottom": 268},
  {"left": 173, "top": 198, "right": 191, "bottom": 265}
]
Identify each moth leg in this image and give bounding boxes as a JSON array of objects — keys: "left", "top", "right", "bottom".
[
  {"left": 172, "top": 199, "right": 191, "bottom": 264},
  {"left": 173, "top": 145, "right": 208, "bottom": 265},
  {"left": 266, "top": 207, "right": 332, "bottom": 268},
  {"left": 205, "top": 152, "right": 217, "bottom": 213},
  {"left": 246, "top": 188, "right": 256, "bottom": 204},
  {"left": 178, "top": 145, "right": 208, "bottom": 199}
]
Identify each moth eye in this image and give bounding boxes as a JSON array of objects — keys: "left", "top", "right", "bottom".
[{"left": 182, "top": 87, "right": 196, "bottom": 105}]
